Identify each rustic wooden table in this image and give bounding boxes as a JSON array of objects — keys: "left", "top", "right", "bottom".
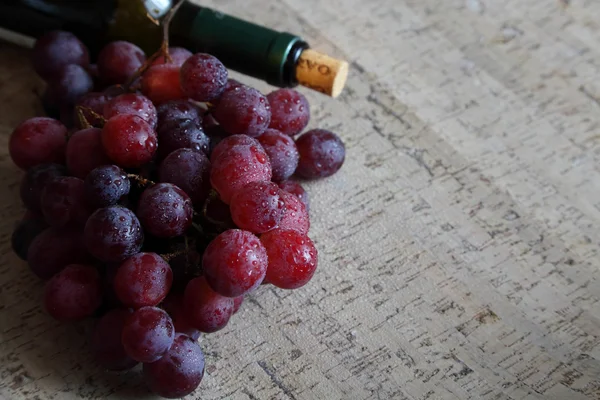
[{"left": 2, "top": 0, "right": 600, "bottom": 399}]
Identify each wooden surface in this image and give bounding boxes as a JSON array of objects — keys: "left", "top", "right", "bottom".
[{"left": 2, "top": 0, "right": 600, "bottom": 399}]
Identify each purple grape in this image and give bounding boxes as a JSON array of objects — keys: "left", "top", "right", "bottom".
[
  {"left": 180, "top": 53, "right": 228, "bottom": 101},
  {"left": 45, "top": 64, "right": 93, "bottom": 107},
  {"left": 11, "top": 216, "right": 47, "bottom": 261},
  {"left": 32, "top": 31, "right": 89, "bottom": 80},
  {"left": 295, "top": 129, "right": 345, "bottom": 178},
  {"left": 156, "top": 100, "right": 202, "bottom": 128},
  {"left": 28, "top": 228, "right": 90, "bottom": 280},
  {"left": 121, "top": 306, "right": 175, "bottom": 363},
  {"left": 143, "top": 334, "right": 205, "bottom": 398},
  {"left": 157, "top": 119, "right": 209, "bottom": 159},
  {"left": 213, "top": 85, "right": 271, "bottom": 137},
  {"left": 158, "top": 149, "right": 211, "bottom": 206},
  {"left": 84, "top": 206, "right": 144, "bottom": 262},
  {"left": 41, "top": 176, "right": 91, "bottom": 228},
  {"left": 97, "top": 41, "right": 146, "bottom": 85},
  {"left": 20, "top": 163, "right": 67, "bottom": 213},
  {"left": 137, "top": 183, "right": 193, "bottom": 238},
  {"left": 84, "top": 165, "right": 130, "bottom": 208},
  {"left": 257, "top": 128, "right": 299, "bottom": 182},
  {"left": 266, "top": 88, "right": 310, "bottom": 136}
]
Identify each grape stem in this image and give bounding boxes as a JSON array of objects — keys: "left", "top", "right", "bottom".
[
  {"left": 75, "top": 106, "right": 106, "bottom": 129},
  {"left": 127, "top": 173, "right": 155, "bottom": 187},
  {"left": 123, "top": 0, "right": 185, "bottom": 90}
]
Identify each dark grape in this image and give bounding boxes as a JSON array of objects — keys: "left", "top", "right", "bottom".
[
  {"left": 278, "top": 190, "right": 310, "bottom": 235},
  {"left": 20, "top": 163, "right": 67, "bottom": 213},
  {"left": 142, "top": 64, "right": 185, "bottom": 105},
  {"left": 101, "top": 263, "right": 122, "bottom": 309},
  {"left": 91, "top": 309, "right": 138, "bottom": 371},
  {"left": 43, "top": 264, "right": 102, "bottom": 321},
  {"left": 65, "top": 128, "right": 111, "bottom": 178},
  {"left": 183, "top": 276, "right": 233, "bottom": 332},
  {"left": 104, "top": 93, "right": 158, "bottom": 128},
  {"left": 143, "top": 334, "right": 205, "bottom": 398},
  {"left": 202, "top": 229, "right": 267, "bottom": 297},
  {"left": 75, "top": 92, "right": 110, "bottom": 128},
  {"left": 295, "top": 129, "right": 345, "bottom": 178},
  {"left": 9, "top": 117, "right": 67, "bottom": 170},
  {"left": 151, "top": 47, "right": 192, "bottom": 67},
  {"left": 257, "top": 128, "right": 299, "bottom": 182},
  {"left": 47, "top": 64, "right": 93, "bottom": 106},
  {"left": 114, "top": 252, "right": 173, "bottom": 308},
  {"left": 156, "top": 119, "right": 209, "bottom": 160},
  {"left": 41, "top": 176, "right": 91, "bottom": 228},
  {"left": 121, "top": 306, "right": 175, "bottom": 363},
  {"left": 84, "top": 206, "right": 143, "bottom": 263},
  {"left": 210, "top": 143, "right": 272, "bottom": 204},
  {"left": 168, "top": 247, "right": 203, "bottom": 293},
  {"left": 28, "top": 227, "right": 90, "bottom": 280},
  {"left": 266, "top": 88, "right": 310, "bottom": 136},
  {"left": 32, "top": 31, "right": 89, "bottom": 80},
  {"left": 229, "top": 181, "right": 285, "bottom": 233},
  {"left": 137, "top": 183, "right": 193, "bottom": 238},
  {"left": 11, "top": 216, "right": 47, "bottom": 261},
  {"left": 202, "top": 194, "right": 236, "bottom": 230},
  {"left": 180, "top": 53, "right": 228, "bottom": 101},
  {"left": 101, "top": 114, "right": 157, "bottom": 168},
  {"left": 213, "top": 85, "right": 271, "bottom": 137},
  {"left": 156, "top": 100, "right": 202, "bottom": 128},
  {"left": 97, "top": 41, "right": 146, "bottom": 85},
  {"left": 278, "top": 180, "right": 310, "bottom": 211},
  {"left": 162, "top": 294, "right": 201, "bottom": 340},
  {"left": 158, "top": 149, "right": 211, "bottom": 206},
  {"left": 261, "top": 229, "right": 318, "bottom": 289},
  {"left": 84, "top": 165, "right": 130, "bottom": 208}
]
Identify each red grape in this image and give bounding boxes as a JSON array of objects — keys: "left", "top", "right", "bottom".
[
  {"left": 230, "top": 181, "right": 285, "bottom": 233},
  {"left": 9, "top": 117, "right": 67, "bottom": 170},
  {"left": 97, "top": 41, "right": 146, "bottom": 85},
  {"left": 183, "top": 276, "right": 233, "bottom": 332},
  {"left": 233, "top": 296, "right": 244, "bottom": 314},
  {"left": 213, "top": 85, "right": 271, "bottom": 137},
  {"left": 202, "top": 230, "right": 267, "bottom": 297},
  {"left": 75, "top": 92, "right": 110, "bottom": 128},
  {"left": 156, "top": 100, "right": 202, "bottom": 128},
  {"left": 157, "top": 119, "right": 209, "bottom": 160},
  {"left": 151, "top": 47, "right": 192, "bottom": 67},
  {"left": 103, "top": 93, "right": 158, "bottom": 128},
  {"left": 209, "top": 134, "right": 258, "bottom": 163},
  {"left": 162, "top": 294, "right": 201, "bottom": 340},
  {"left": 137, "top": 183, "right": 193, "bottom": 238},
  {"left": 20, "top": 163, "right": 67, "bottom": 213},
  {"left": 260, "top": 229, "right": 318, "bottom": 289},
  {"left": 84, "top": 165, "right": 130, "bottom": 208},
  {"left": 11, "top": 215, "right": 47, "bottom": 261},
  {"left": 65, "top": 128, "right": 111, "bottom": 178},
  {"left": 257, "top": 128, "right": 299, "bottom": 182},
  {"left": 295, "top": 129, "right": 345, "bottom": 178},
  {"left": 266, "top": 88, "right": 310, "bottom": 136},
  {"left": 180, "top": 53, "right": 228, "bottom": 101},
  {"left": 143, "top": 334, "right": 205, "bottom": 398},
  {"left": 158, "top": 149, "right": 211, "bottom": 206},
  {"left": 210, "top": 143, "right": 272, "bottom": 204},
  {"left": 84, "top": 206, "right": 143, "bottom": 263},
  {"left": 278, "top": 190, "right": 310, "bottom": 235},
  {"left": 114, "top": 252, "right": 173, "bottom": 308},
  {"left": 28, "top": 227, "right": 90, "bottom": 280},
  {"left": 45, "top": 64, "right": 93, "bottom": 107},
  {"left": 101, "top": 114, "right": 157, "bottom": 168},
  {"left": 91, "top": 309, "right": 138, "bottom": 371},
  {"left": 121, "top": 306, "right": 175, "bottom": 363},
  {"left": 278, "top": 180, "right": 310, "bottom": 211},
  {"left": 32, "top": 31, "right": 89, "bottom": 80},
  {"left": 43, "top": 264, "right": 102, "bottom": 321},
  {"left": 41, "top": 176, "right": 91, "bottom": 228},
  {"left": 142, "top": 64, "right": 185, "bottom": 105}
]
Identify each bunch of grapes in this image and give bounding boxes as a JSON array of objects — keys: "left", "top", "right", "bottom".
[{"left": 10, "top": 27, "right": 345, "bottom": 399}]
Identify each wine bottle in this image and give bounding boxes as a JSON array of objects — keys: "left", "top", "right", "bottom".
[{"left": 0, "top": 0, "right": 348, "bottom": 97}]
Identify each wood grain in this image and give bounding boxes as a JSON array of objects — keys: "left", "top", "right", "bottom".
[{"left": 2, "top": 0, "right": 600, "bottom": 399}]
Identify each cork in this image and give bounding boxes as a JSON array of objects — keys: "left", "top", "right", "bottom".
[{"left": 295, "top": 49, "right": 349, "bottom": 98}]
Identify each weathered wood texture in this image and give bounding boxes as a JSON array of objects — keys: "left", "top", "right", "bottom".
[{"left": 2, "top": 0, "right": 600, "bottom": 398}]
